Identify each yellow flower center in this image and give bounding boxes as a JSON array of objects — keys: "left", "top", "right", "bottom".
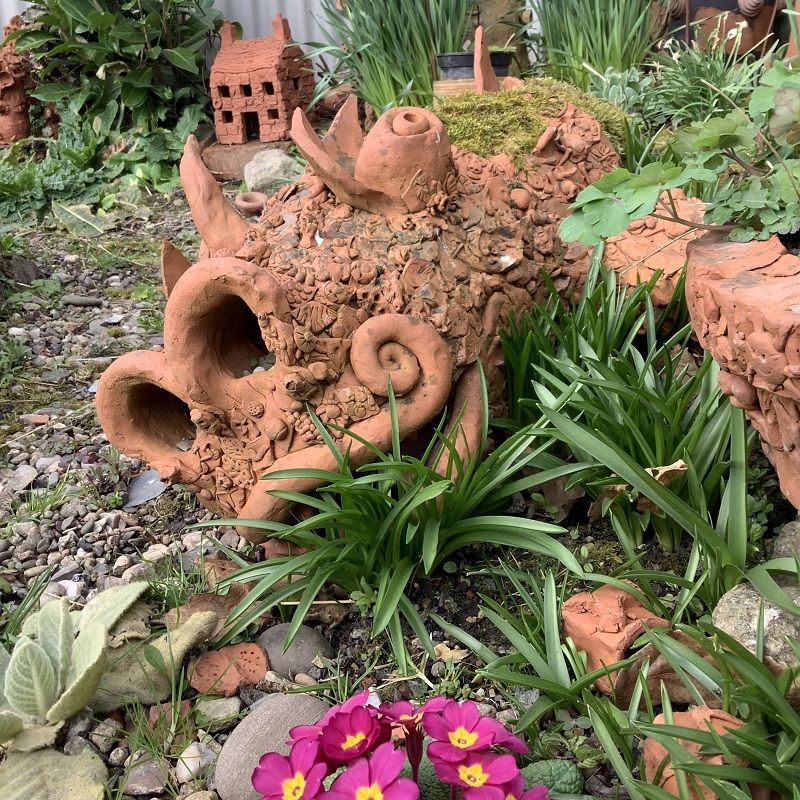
[
  {"left": 458, "top": 763, "right": 489, "bottom": 787},
  {"left": 448, "top": 726, "right": 479, "bottom": 748},
  {"left": 399, "top": 713, "right": 421, "bottom": 723},
  {"left": 282, "top": 772, "right": 307, "bottom": 800},
  {"left": 355, "top": 783, "right": 384, "bottom": 800},
  {"left": 341, "top": 731, "right": 367, "bottom": 750}
]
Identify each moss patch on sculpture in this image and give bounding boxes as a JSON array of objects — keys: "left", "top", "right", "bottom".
[{"left": 437, "top": 78, "right": 626, "bottom": 164}]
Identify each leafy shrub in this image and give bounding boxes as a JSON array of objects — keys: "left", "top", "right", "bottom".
[
  {"left": 10, "top": 0, "right": 221, "bottom": 133},
  {"left": 202, "top": 386, "right": 584, "bottom": 670},
  {"left": 561, "top": 57, "right": 800, "bottom": 246},
  {"left": 0, "top": 101, "right": 199, "bottom": 219}
]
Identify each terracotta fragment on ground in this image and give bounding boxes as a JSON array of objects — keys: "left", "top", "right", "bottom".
[
  {"left": 189, "top": 643, "right": 269, "bottom": 697},
  {"left": 561, "top": 584, "right": 670, "bottom": 693},
  {"left": 642, "top": 706, "right": 745, "bottom": 800}
]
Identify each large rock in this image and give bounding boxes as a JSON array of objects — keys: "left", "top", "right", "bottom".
[
  {"left": 712, "top": 580, "right": 800, "bottom": 673},
  {"left": 214, "top": 692, "right": 329, "bottom": 800},
  {"left": 772, "top": 518, "right": 800, "bottom": 559},
  {"left": 244, "top": 149, "right": 303, "bottom": 194},
  {"left": 256, "top": 623, "right": 333, "bottom": 679}
]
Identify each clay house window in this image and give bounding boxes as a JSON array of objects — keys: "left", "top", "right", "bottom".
[
  {"left": 267, "top": 109, "right": 279, "bottom": 120},
  {"left": 219, "top": 85, "right": 230, "bottom": 98},
  {"left": 241, "top": 83, "right": 253, "bottom": 97},
  {"left": 263, "top": 81, "right": 275, "bottom": 95},
  {"left": 222, "top": 111, "right": 233, "bottom": 123},
  {"left": 292, "top": 77, "right": 299, "bottom": 90}
]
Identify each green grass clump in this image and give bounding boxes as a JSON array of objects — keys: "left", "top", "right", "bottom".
[{"left": 437, "top": 78, "right": 626, "bottom": 165}]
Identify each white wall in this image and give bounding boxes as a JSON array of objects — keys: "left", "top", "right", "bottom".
[
  {"left": 1, "top": 0, "right": 27, "bottom": 25},
  {"left": 1, "top": 1, "right": 327, "bottom": 45},
  {"left": 214, "top": 0, "right": 326, "bottom": 43}
]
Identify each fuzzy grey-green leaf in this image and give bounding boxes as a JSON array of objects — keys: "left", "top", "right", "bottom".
[
  {"left": 79, "top": 582, "right": 149, "bottom": 633},
  {"left": 5, "top": 639, "right": 56, "bottom": 723},
  {"left": 0, "top": 644, "right": 10, "bottom": 706},
  {"left": 47, "top": 619, "right": 106, "bottom": 723},
  {"left": 0, "top": 709, "right": 23, "bottom": 744},
  {"left": 36, "top": 599, "right": 72, "bottom": 696}
]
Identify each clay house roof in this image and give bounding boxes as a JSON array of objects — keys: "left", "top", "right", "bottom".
[{"left": 210, "top": 15, "right": 294, "bottom": 82}]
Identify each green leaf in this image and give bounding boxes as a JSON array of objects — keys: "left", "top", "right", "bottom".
[
  {"left": 0, "top": 710, "right": 23, "bottom": 744},
  {"left": 36, "top": 599, "right": 73, "bottom": 697},
  {"left": 162, "top": 47, "right": 200, "bottom": 74},
  {"left": 5, "top": 639, "right": 56, "bottom": 723},
  {"left": 47, "top": 619, "right": 106, "bottom": 723},
  {"left": 372, "top": 559, "right": 414, "bottom": 635},
  {"left": 80, "top": 582, "right": 149, "bottom": 632},
  {"left": 12, "top": 31, "right": 55, "bottom": 50},
  {"left": 57, "top": 0, "right": 95, "bottom": 25},
  {"left": 51, "top": 202, "right": 120, "bottom": 238},
  {"left": 31, "top": 83, "right": 78, "bottom": 103}
]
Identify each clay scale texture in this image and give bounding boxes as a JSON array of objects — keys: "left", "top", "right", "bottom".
[
  {"left": 97, "top": 96, "right": 619, "bottom": 540},
  {"left": 686, "top": 233, "right": 800, "bottom": 510},
  {"left": 210, "top": 14, "right": 314, "bottom": 145}
]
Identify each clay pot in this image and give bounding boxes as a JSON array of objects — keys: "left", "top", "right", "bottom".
[{"left": 234, "top": 191, "right": 269, "bottom": 216}]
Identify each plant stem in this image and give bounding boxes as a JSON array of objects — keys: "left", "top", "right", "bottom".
[{"left": 649, "top": 213, "right": 735, "bottom": 232}]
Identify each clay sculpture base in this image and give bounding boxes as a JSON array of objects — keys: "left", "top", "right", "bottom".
[
  {"left": 97, "top": 96, "right": 619, "bottom": 539},
  {"left": 686, "top": 234, "right": 800, "bottom": 511}
]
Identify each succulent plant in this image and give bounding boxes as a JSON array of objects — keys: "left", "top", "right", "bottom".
[{"left": 0, "top": 582, "right": 149, "bottom": 751}]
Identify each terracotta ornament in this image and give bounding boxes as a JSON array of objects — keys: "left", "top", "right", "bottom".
[
  {"left": 561, "top": 584, "right": 670, "bottom": 694},
  {"left": 0, "top": 15, "right": 33, "bottom": 144},
  {"left": 642, "top": 707, "right": 748, "bottom": 800},
  {"left": 210, "top": 14, "right": 314, "bottom": 145},
  {"left": 603, "top": 190, "right": 706, "bottom": 306},
  {"left": 686, "top": 234, "right": 800, "bottom": 510},
  {"left": 96, "top": 97, "right": 618, "bottom": 539},
  {"left": 660, "top": 1, "right": 779, "bottom": 53}
]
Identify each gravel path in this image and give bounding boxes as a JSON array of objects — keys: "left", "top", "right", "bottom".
[{"left": 0, "top": 192, "right": 229, "bottom": 604}]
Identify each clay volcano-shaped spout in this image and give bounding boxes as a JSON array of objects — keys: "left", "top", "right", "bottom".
[{"left": 290, "top": 96, "right": 455, "bottom": 220}]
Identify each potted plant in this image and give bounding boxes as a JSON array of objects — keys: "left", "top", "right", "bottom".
[{"left": 430, "top": 0, "right": 477, "bottom": 79}]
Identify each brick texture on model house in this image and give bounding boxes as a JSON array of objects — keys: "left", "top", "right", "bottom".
[{"left": 210, "top": 14, "right": 314, "bottom": 145}]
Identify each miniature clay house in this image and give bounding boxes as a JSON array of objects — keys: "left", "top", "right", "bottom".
[{"left": 210, "top": 14, "right": 314, "bottom": 145}]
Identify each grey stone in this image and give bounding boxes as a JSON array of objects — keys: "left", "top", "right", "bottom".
[
  {"left": 712, "top": 580, "right": 800, "bottom": 671},
  {"left": 63, "top": 293, "right": 102, "bottom": 307},
  {"left": 7, "top": 464, "right": 38, "bottom": 493},
  {"left": 256, "top": 623, "right": 333, "bottom": 679},
  {"left": 90, "top": 717, "right": 123, "bottom": 753},
  {"left": 124, "top": 469, "right": 167, "bottom": 508},
  {"left": 215, "top": 693, "right": 329, "bottom": 800},
  {"left": 175, "top": 741, "right": 217, "bottom": 784},
  {"left": 194, "top": 697, "right": 242, "bottom": 732},
  {"left": 773, "top": 518, "right": 800, "bottom": 559},
  {"left": 109, "top": 746, "right": 129, "bottom": 767},
  {"left": 123, "top": 758, "right": 169, "bottom": 796},
  {"left": 244, "top": 149, "right": 303, "bottom": 194},
  {"left": 186, "top": 793, "right": 219, "bottom": 800}
]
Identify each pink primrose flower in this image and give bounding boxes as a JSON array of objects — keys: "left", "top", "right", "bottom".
[
  {"left": 462, "top": 774, "right": 550, "bottom": 800},
  {"left": 325, "top": 742, "right": 419, "bottom": 800},
  {"left": 290, "top": 690, "right": 373, "bottom": 747},
  {"left": 433, "top": 751, "right": 520, "bottom": 792},
  {"left": 252, "top": 739, "right": 328, "bottom": 800},
  {"left": 320, "top": 704, "right": 391, "bottom": 763},
  {"left": 424, "top": 700, "right": 525, "bottom": 762}
]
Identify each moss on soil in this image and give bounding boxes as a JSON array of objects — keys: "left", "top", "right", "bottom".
[{"left": 437, "top": 77, "right": 626, "bottom": 166}]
